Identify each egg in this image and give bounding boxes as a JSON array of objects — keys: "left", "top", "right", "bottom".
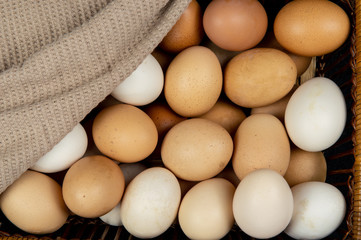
[
  {"left": 233, "top": 169, "right": 294, "bottom": 239},
  {"left": 120, "top": 167, "right": 181, "bottom": 239},
  {"left": 164, "top": 45, "right": 222, "bottom": 117},
  {"left": 178, "top": 178, "right": 235, "bottom": 240},
  {"left": 203, "top": 0, "right": 268, "bottom": 51},
  {"left": 111, "top": 54, "right": 163, "bottom": 106},
  {"left": 198, "top": 99, "right": 247, "bottom": 137},
  {"left": 224, "top": 48, "right": 297, "bottom": 108},
  {"left": 62, "top": 155, "right": 125, "bottom": 218},
  {"left": 159, "top": 0, "right": 204, "bottom": 53},
  {"left": 284, "top": 182, "right": 346, "bottom": 239},
  {"left": 0, "top": 170, "right": 69, "bottom": 234},
  {"left": 161, "top": 118, "right": 233, "bottom": 181},
  {"left": 92, "top": 104, "right": 158, "bottom": 163},
  {"left": 274, "top": 0, "right": 350, "bottom": 57},
  {"left": 232, "top": 114, "right": 290, "bottom": 180},
  {"left": 30, "top": 123, "right": 88, "bottom": 173},
  {"left": 283, "top": 147, "right": 327, "bottom": 187},
  {"left": 99, "top": 202, "right": 122, "bottom": 227},
  {"left": 285, "top": 77, "right": 347, "bottom": 152}
]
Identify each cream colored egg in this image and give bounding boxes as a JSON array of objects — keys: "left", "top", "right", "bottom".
[
  {"left": 233, "top": 169, "right": 293, "bottom": 239},
  {"left": 120, "top": 167, "right": 181, "bottom": 239},
  {"left": 164, "top": 46, "right": 222, "bottom": 117},
  {"left": 161, "top": 118, "right": 233, "bottom": 181},
  {"left": 0, "top": 170, "right": 69, "bottom": 234},
  {"left": 178, "top": 178, "right": 235, "bottom": 240},
  {"left": 232, "top": 114, "right": 290, "bottom": 180}
]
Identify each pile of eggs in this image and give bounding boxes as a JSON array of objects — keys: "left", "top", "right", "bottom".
[{"left": 0, "top": 0, "right": 351, "bottom": 239}]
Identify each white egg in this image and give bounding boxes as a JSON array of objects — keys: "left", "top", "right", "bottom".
[
  {"left": 233, "top": 169, "right": 294, "bottom": 239},
  {"left": 99, "top": 202, "right": 122, "bottom": 226},
  {"left": 120, "top": 167, "right": 181, "bottom": 239},
  {"left": 285, "top": 77, "right": 346, "bottom": 152},
  {"left": 111, "top": 54, "right": 164, "bottom": 106},
  {"left": 31, "top": 123, "right": 88, "bottom": 173},
  {"left": 284, "top": 181, "right": 346, "bottom": 239}
]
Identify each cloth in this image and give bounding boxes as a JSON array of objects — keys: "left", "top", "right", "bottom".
[{"left": 0, "top": 0, "right": 191, "bottom": 194}]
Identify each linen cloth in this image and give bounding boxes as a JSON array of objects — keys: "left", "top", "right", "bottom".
[{"left": 0, "top": 0, "right": 191, "bottom": 193}]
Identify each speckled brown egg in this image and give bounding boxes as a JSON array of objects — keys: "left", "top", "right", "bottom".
[
  {"left": 164, "top": 46, "right": 222, "bottom": 117},
  {"left": 159, "top": 0, "right": 204, "bottom": 53},
  {"left": 232, "top": 114, "right": 290, "bottom": 180},
  {"left": 283, "top": 147, "right": 327, "bottom": 187},
  {"left": 62, "top": 155, "right": 125, "bottom": 218},
  {"left": 224, "top": 48, "right": 297, "bottom": 108},
  {"left": 0, "top": 170, "right": 69, "bottom": 234},
  {"left": 92, "top": 104, "right": 158, "bottom": 163},
  {"left": 198, "top": 99, "right": 246, "bottom": 136},
  {"left": 161, "top": 118, "right": 233, "bottom": 181},
  {"left": 274, "top": 0, "right": 350, "bottom": 57}
]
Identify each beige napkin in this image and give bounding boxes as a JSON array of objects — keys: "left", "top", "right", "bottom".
[{"left": 0, "top": 0, "right": 191, "bottom": 193}]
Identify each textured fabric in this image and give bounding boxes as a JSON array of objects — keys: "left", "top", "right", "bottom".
[{"left": 0, "top": 0, "right": 191, "bottom": 193}]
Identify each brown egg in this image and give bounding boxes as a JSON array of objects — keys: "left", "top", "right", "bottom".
[
  {"left": 159, "top": 0, "right": 204, "bottom": 53},
  {"left": 161, "top": 118, "right": 233, "bottom": 181},
  {"left": 251, "top": 85, "right": 296, "bottom": 122},
  {"left": 92, "top": 104, "right": 158, "bottom": 163},
  {"left": 144, "top": 100, "right": 186, "bottom": 158},
  {"left": 232, "top": 114, "right": 290, "bottom": 180},
  {"left": 224, "top": 48, "right": 297, "bottom": 108},
  {"left": 203, "top": 0, "right": 268, "bottom": 51},
  {"left": 283, "top": 147, "right": 327, "bottom": 187},
  {"left": 198, "top": 99, "right": 246, "bottom": 136},
  {"left": 274, "top": 0, "right": 350, "bottom": 57},
  {"left": 0, "top": 170, "right": 69, "bottom": 234},
  {"left": 164, "top": 46, "right": 222, "bottom": 117},
  {"left": 62, "top": 155, "right": 125, "bottom": 218},
  {"left": 257, "top": 31, "right": 312, "bottom": 77}
]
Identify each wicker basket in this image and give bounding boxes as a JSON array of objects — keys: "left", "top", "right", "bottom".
[{"left": 0, "top": 0, "right": 359, "bottom": 239}]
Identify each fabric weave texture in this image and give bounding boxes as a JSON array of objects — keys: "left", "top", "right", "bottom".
[{"left": 0, "top": 0, "right": 191, "bottom": 193}]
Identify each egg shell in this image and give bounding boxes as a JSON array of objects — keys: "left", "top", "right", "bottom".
[
  {"left": 120, "top": 167, "right": 181, "bottom": 239},
  {"left": 274, "top": 0, "right": 350, "bottom": 57},
  {"left": 164, "top": 45, "right": 222, "bottom": 117},
  {"left": 203, "top": 0, "right": 268, "bottom": 51},
  {"left": 283, "top": 147, "right": 327, "bottom": 187},
  {"left": 161, "top": 118, "right": 233, "bottom": 181},
  {"left": 233, "top": 169, "right": 294, "bottom": 239},
  {"left": 62, "top": 155, "right": 125, "bottom": 218},
  {"left": 284, "top": 77, "right": 347, "bottom": 152},
  {"left": 31, "top": 123, "right": 88, "bottom": 173},
  {"left": 111, "top": 54, "right": 164, "bottom": 106},
  {"left": 198, "top": 98, "right": 247, "bottom": 137},
  {"left": 284, "top": 182, "right": 346, "bottom": 239},
  {"left": 232, "top": 114, "right": 290, "bottom": 180},
  {"left": 224, "top": 48, "right": 297, "bottom": 108},
  {"left": 159, "top": 0, "right": 204, "bottom": 53},
  {"left": 92, "top": 104, "right": 158, "bottom": 163},
  {"left": 178, "top": 178, "right": 235, "bottom": 240},
  {"left": 0, "top": 170, "right": 69, "bottom": 234}
]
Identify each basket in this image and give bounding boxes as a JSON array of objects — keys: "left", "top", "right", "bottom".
[{"left": 0, "top": 0, "right": 359, "bottom": 239}]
